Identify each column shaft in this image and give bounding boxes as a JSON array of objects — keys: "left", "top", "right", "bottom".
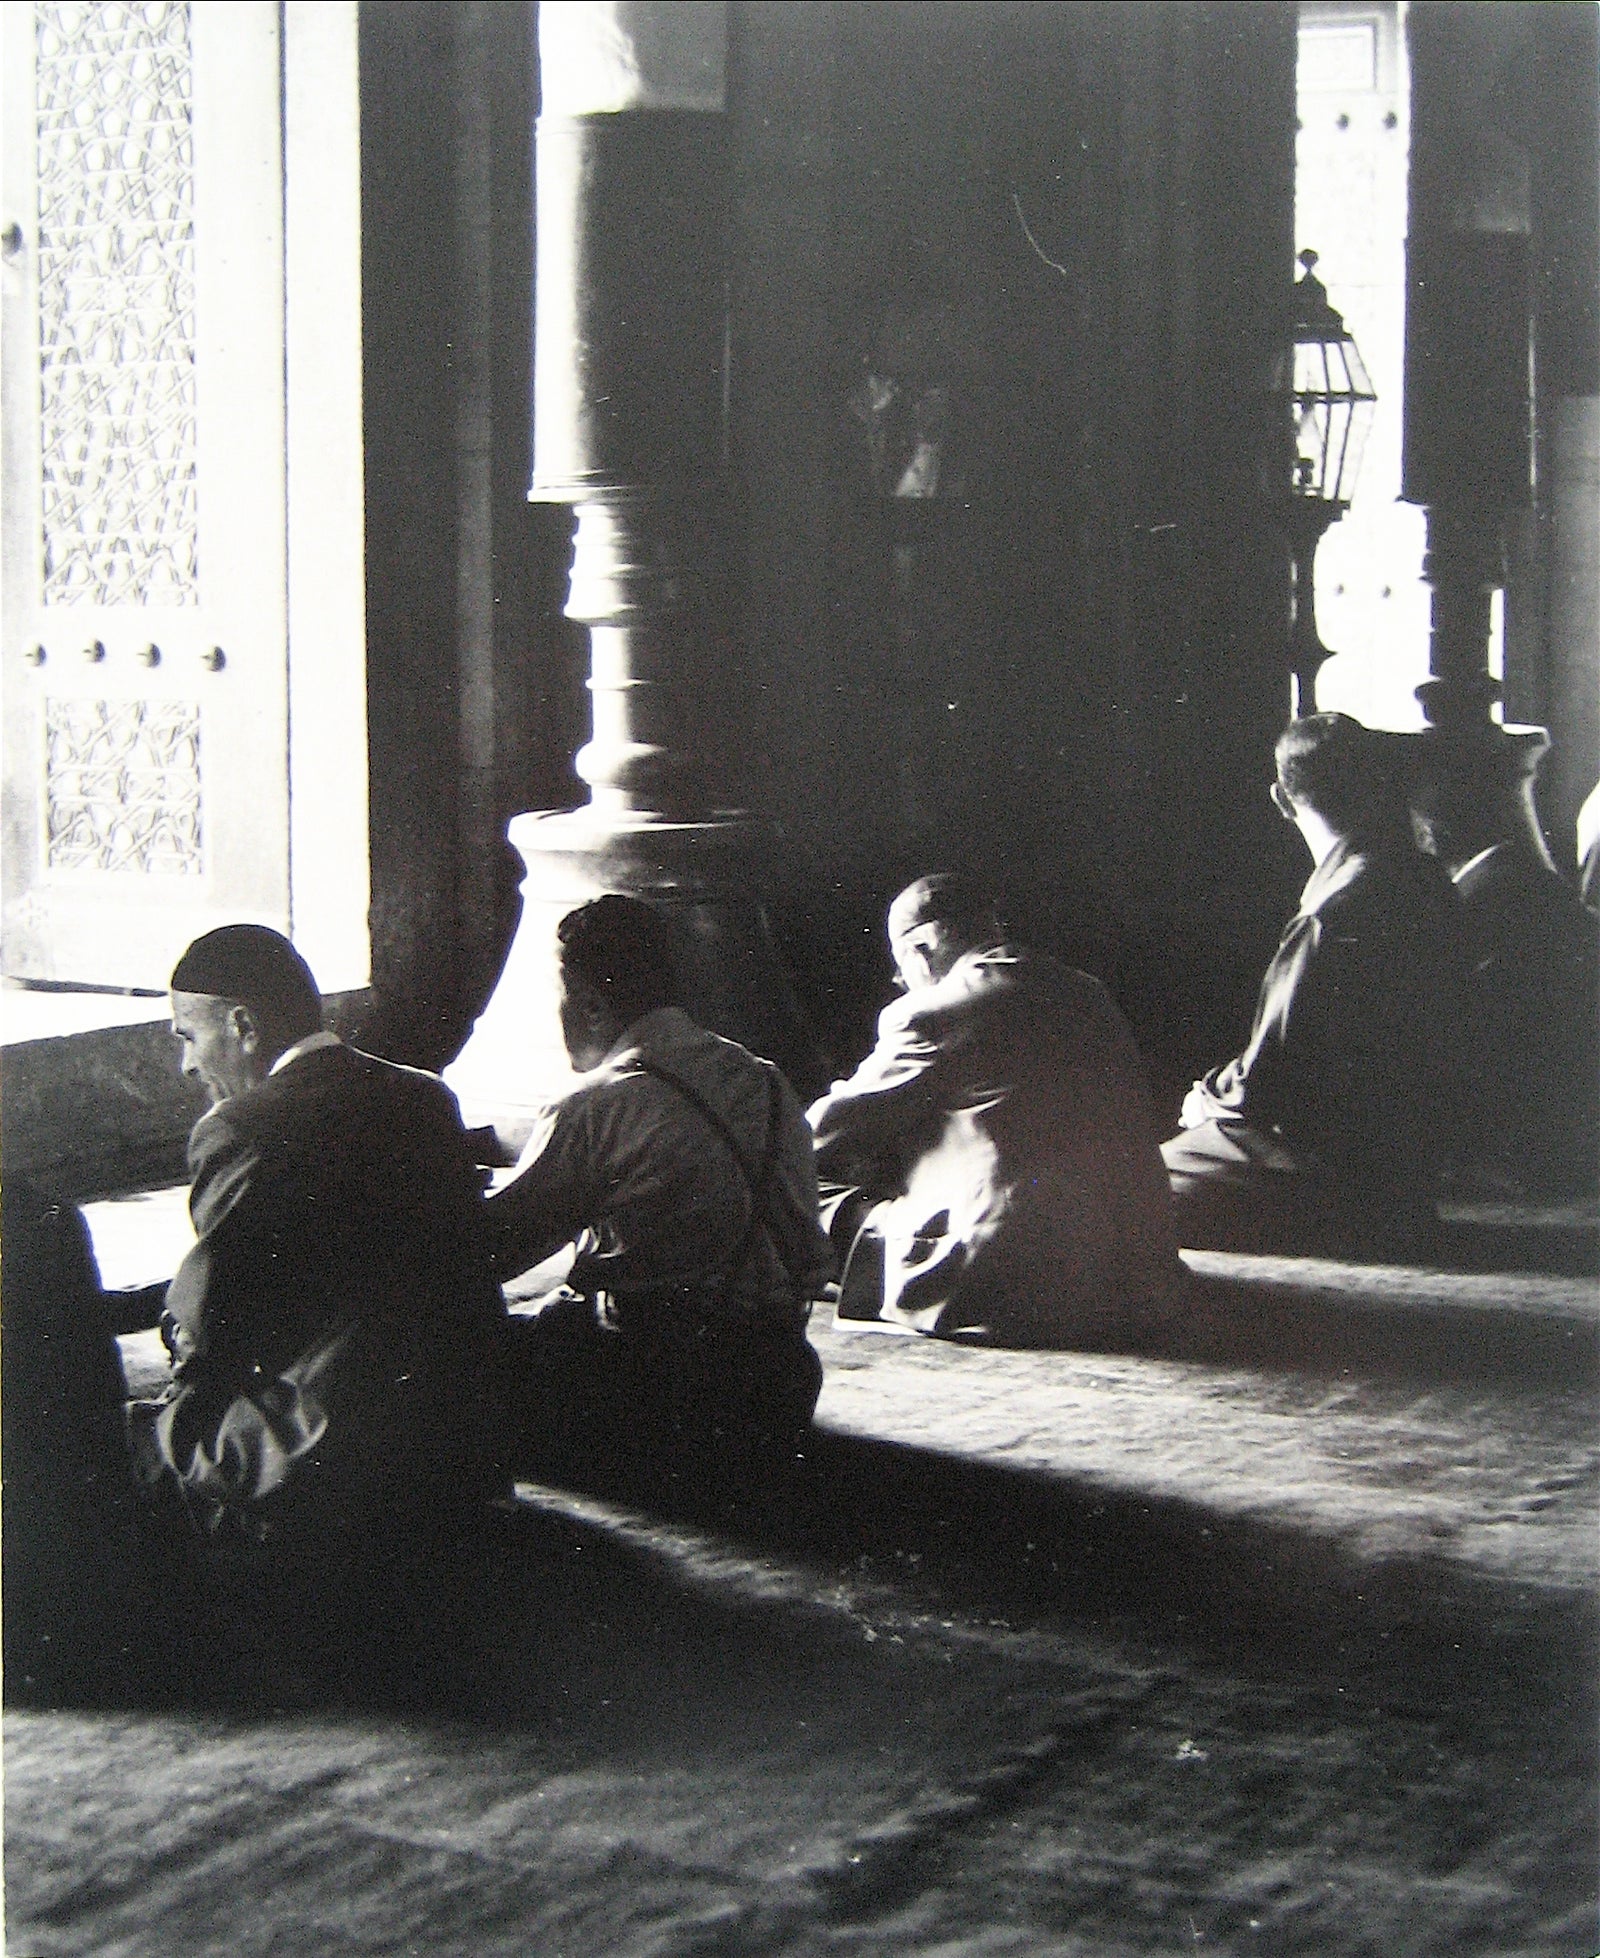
[{"left": 445, "top": 3, "right": 823, "bottom": 1138}]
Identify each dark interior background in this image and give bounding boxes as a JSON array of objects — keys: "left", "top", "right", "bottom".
[{"left": 353, "top": 0, "right": 1596, "bottom": 1103}]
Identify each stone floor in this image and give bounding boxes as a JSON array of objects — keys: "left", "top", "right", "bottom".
[
  {"left": 3, "top": 1187, "right": 1595, "bottom": 1956},
  {"left": 84, "top": 1183, "right": 1600, "bottom": 1602}
]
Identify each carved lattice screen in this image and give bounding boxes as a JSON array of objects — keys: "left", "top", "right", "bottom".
[
  {"left": 34, "top": 0, "right": 199, "bottom": 608},
  {"left": 44, "top": 697, "right": 202, "bottom": 873}
]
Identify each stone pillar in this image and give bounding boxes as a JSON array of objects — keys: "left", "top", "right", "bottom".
[
  {"left": 446, "top": 1, "right": 822, "bottom": 1147},
  {"left": 1525, "top": 0, "right": 1600, "bottom": 863},
  {"left": 1401, "top": 3, "right": 1552, "bottom": 866}
]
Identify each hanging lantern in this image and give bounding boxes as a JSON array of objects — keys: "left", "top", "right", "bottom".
[
  {"left": 1279, "top": 248, "right": 1377, "bottom": 506},
  {"left": 1271, "top": 249, "right": 1379, "bottom": 713}
]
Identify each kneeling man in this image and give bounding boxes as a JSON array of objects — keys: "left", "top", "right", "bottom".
[
  {"left": 485, "top": 895, "right": 832, "bottom": 1468},
  {"left": 808, "top": 875, "right": 1182, "bottom": 1345},
  {"left": 128, "top": 926, "right": 507, "bottom": 1562},
  {"left": 1163, "top": 713, "right": 1465, "bottom": 1252}
]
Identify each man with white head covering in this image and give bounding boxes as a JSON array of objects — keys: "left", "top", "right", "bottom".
[
  {"left": 128, "top": 924, "right": 506, "bottom": 1563},
  {"left": 808, "top": 875, "right": 1182, "bottom": 1346}
]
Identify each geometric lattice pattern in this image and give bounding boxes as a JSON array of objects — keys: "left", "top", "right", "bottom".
[
  {"left": 35, "top": 2, "right": 199, "bottom": 606},
  {"left": 45, "top": 698, "right": 203, "bottom": 872}
]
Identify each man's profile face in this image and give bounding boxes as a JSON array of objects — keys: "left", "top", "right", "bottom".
[
  {"left": 170, "top": 991, "right": 260, "bottom": 1104},
  {"left": 557, "top": 967, "right": 611, "bottom": 1073}
]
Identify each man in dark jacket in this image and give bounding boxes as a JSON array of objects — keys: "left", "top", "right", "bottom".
[
  {"left": 127, "top": 925, "right": 507, "bottom": 1566},
  {"left": 1163, "top": 714, "right": 1467, "bottom": 1253},
  {"left": 1411, "top": 744, "right": 1599, "bottom": 1199}
]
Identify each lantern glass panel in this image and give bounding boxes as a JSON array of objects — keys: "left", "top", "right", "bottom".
[
  {"left": 1338, "top": 335, "right": 1373, "bottom": 399},
  {"left": 1333, "top": 392, "right": 1374, "bottom": 502},
  {"left": 1293, "top": 395, "right": 1337, "bottom": 497},
  {"left": 1289, "top": 338, "right": 1376, "bottom": 502}
]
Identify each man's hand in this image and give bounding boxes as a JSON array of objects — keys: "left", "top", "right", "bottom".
[
  {"left": 99, "top": 1279, "right": 171, "bottom": 1337},
  {"left": 1178, "top": 1080, "right": 1214, "bottom": 1131}
]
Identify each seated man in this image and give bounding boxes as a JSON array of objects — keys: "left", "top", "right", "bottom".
[
  {"left": 485, "top": 895, "right": 831, "bottom": 1470},
  {"left": 1412, "top": 750, "right": 1599, "bottom": 1199},
  {"left": 127, "top": 925, "right": 508, "bottom": 1569},
  {"left": 807, "top": 874, "right": 1182, "bottom": 1346},
  {"left": 1164, "top": 713, "right": 1465, "bottom": 1253}
]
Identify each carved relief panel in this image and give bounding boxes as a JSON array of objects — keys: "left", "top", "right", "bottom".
[{"left": 2, "top": 0, "right": 289, "bottom": 987}]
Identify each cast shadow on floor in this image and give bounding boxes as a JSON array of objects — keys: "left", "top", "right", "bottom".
[{"left": 11, "top": 1389, "right": 1592, "bottom": 1764}]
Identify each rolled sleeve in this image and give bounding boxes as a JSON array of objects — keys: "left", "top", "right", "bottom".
[{"left": 483, "top": 1098, "right": 606, "bottom": 1278}]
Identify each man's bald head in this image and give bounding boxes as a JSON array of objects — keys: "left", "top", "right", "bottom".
[{"left": 887, "top": 874, "right": 1002, "bottom": 992}]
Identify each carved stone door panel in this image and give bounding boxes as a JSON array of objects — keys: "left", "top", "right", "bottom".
[{"left": 2, "top": 0, "right": 288, "bottom": 988}]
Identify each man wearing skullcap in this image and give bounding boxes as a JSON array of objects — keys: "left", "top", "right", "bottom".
[
  {"left": 808, "top": 874, "right": 1182, "bottom": 1346},
  {"left": 126, "top": 924, "right": 507, "bottom": 1565}
]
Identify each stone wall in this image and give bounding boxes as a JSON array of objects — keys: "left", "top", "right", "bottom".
[{"left": 722, "top": 1, "right": 1301, "bottom": 1081}]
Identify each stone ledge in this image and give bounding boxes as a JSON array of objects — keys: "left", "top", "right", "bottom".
[{"left": 3, "top": 990, "right": 374, "bottom": 1202}]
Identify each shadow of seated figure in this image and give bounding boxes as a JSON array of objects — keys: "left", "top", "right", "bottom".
[
  {"left": 1, "top": 1178, "right": 161, "bottom": 1703},
  {"left": 1163, "top": 716, "right": 1469, "bottom": 1259},
  {"left": 1412, "top": 745, "right": 1600, "bottom": 1202}
]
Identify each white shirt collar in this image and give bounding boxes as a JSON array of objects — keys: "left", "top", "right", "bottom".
[
  {"left": 600, "top": 1005, "right": 694, "bottom": 1069},
  {"left": 269, "top": 1029, "right": 342, "bottom": 1076}
]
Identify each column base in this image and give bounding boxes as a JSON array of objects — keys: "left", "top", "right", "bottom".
[{"left": 443, "top": 807, "right": 829, "bottom": 1153}]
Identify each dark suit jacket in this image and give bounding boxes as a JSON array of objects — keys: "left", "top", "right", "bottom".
[
  {"left": 134, "top": 1042, "right": 506, "bottom": 1535},
  {"left": 1452, "top": 845, "right": 1599, "bottom": 1196},
  {"left": 1187, "top": 834, "right": 1466, "bottom": 1193}
]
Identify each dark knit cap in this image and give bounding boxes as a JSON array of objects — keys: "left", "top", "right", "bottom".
[{"left": 169, "top": 924, "right": 321, "bottom": 1033}]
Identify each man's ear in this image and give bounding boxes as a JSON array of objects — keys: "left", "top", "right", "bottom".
[
  {"left": 566, "top": 975, "right": 602, "bottom": 1023},
  {"left": 1270, "top": 780, "right": 1297, "bottom": 823},
  {"left": 229, "top": 1003, "right": 261, "bottom": 1052}
]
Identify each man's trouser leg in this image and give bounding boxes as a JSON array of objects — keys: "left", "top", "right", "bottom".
[
  {"left": 504, "top": 1293, "right": 625, "bottom": 1474},
  {"left": 508, "top": 1293, "right": 824, "bottom": 1479},
  {"left": 1161, "top": 1120, "right": 1332, "bottom": 1253},
  {"left": 1163, "top": 1120, "right": 1438, "bottom": 1258},
  {"left": 817, "top": 1181, "right": 892, "bottom": 1320}
]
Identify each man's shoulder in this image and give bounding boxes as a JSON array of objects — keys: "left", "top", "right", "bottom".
[
  {"left": 196, "top": 1044, "right": 458, "bottom": 1151},
  {"left": 1457, "top": 847, "right": 1598, "bottom": 957},
  {"left": 532, "top": 1025, "right": 695, "bottom": 1123},
  {"left": 943, "top": 943, "right": 1110, "bottom": 1020},
  {"left": 1458, "top": 844, "right": 1586, "bottom": 915},
  {"left": 1312, "top": 841, "right": 1453, "bottom": 919},
  {"left": 612, "top": 1007, "right": 769, "bottom": 1080},
  {"left": 871, "top": 945, "right": 1075, "bottom": 1053},
  {"left": 337, "top": 1044, "right": 460, "bottom": 1103}
]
